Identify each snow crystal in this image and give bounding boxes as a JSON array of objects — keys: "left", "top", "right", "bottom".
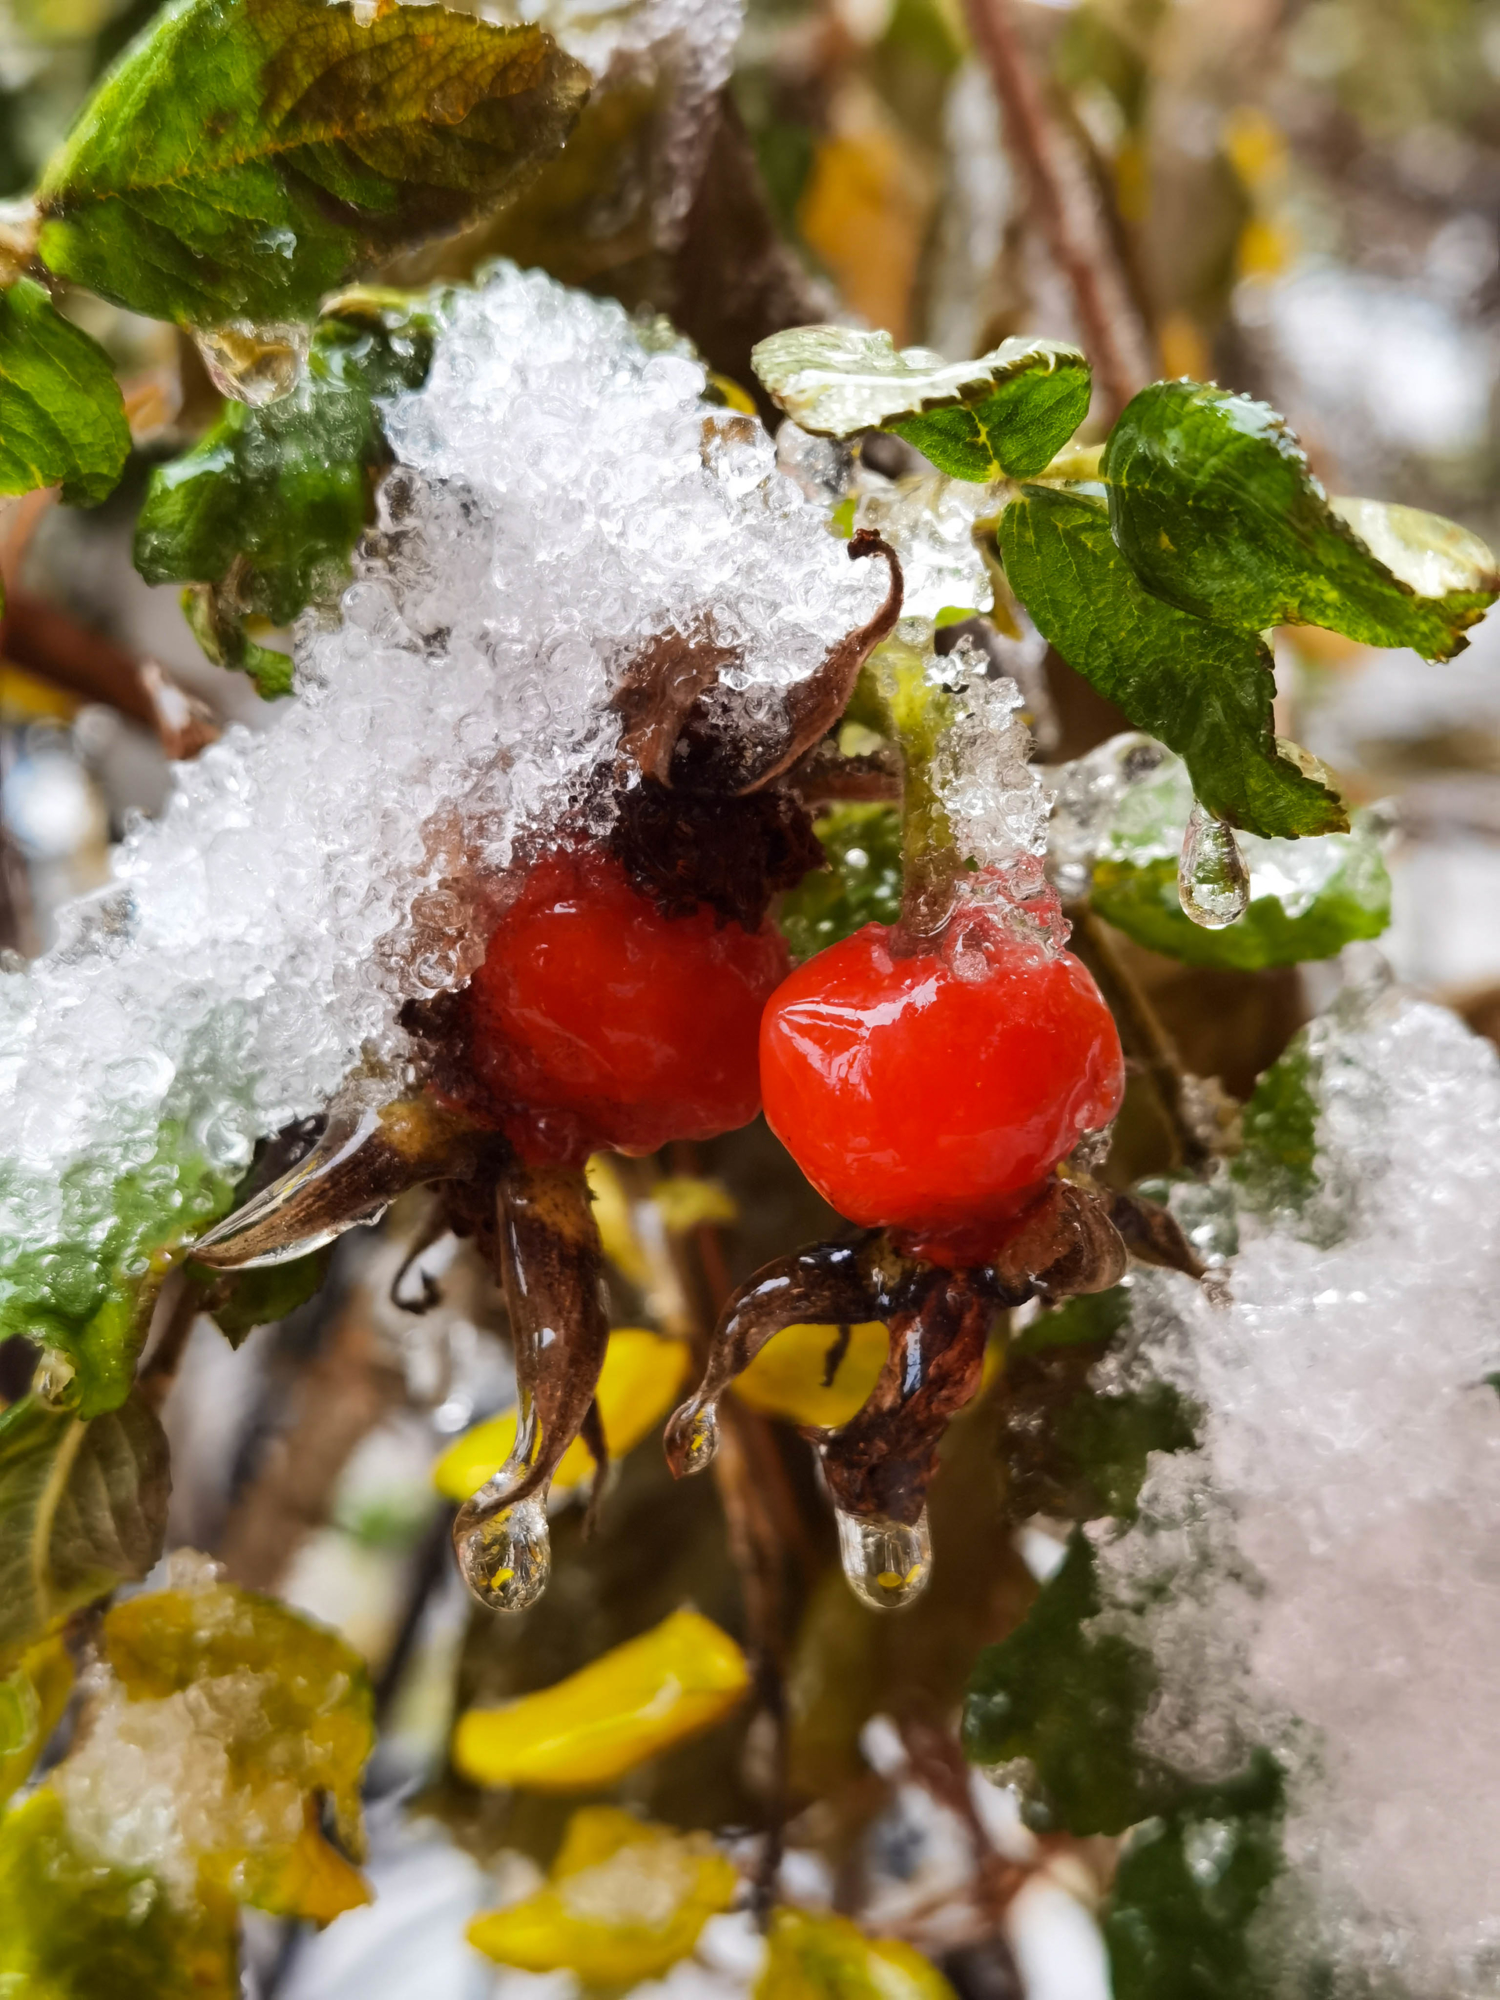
[
  {"left": 0, "top": 265, "right": 881, "bottom": 1276},
  {"left": 933, "top": 654, "right": 1051, "bottom": 874},
  {"left": 1094, "top": 981, "right": 1500, "bottom": 1994}
]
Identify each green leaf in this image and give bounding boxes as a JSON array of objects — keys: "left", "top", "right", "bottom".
[
  {"left": 751, "top": 325, "right": 1090, "bottom": 480},
  {"left": 0, "top": 1637, "right": 74, "bottom": 1806},
  {"left": 1102, "top": 380, "right": 1498, "bottom": 660},
  {"left": 0, "top": 276, "right": 129, "bottom": 506},
  {"left": 0, "top": 1124, "right": 236, "bottom": 1415},
  {"left": 962, "top": 1533, "right": 1172, "bottom": 1835},
  {"left": 179, "top": 584, "right": 295, "bottom": 698},
  {"left": 0, "top": 1392, "right": 169, "bottom": 1674},
  {"left": 196, "top": 1246, "right": 330, "bottom": 1346},
  {"left": 1105, "top": 1756, "right": 1287, "bottom": 2000},
  {"left": 1229, "top": 1037, "right": 1320, "bottom": 1218},
  {"left": 777, "top": 803, "right": 903, "bottom": 961},
  {"left": 1000, "top": 484, "right": 1347, "bottom": 838},
  {"left": 35, "top": 0, "right": 590, "bottom": 327},
  {"left": 1009, "top": 1285, "right": 1132, "bottom": 1356},
  {"left": 135, "top": 292, "right": 438, "bottom": 684},
  {"left": 756, "top": 1907, "right": 958, "bottom": 2000},
  {"left": 0, "top": 1790, "right": 241, "bottom": 2000},
  {"left": 1090, "top": 754, "right": 1391, "bottom": 969}
]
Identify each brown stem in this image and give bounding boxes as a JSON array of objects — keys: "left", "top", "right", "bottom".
[
  {"left": 1071, "top": 904, "right": 1209, "bottom": 1172},
  {"left": 136, "top": 1270, "right": 202, "bottom": 1414},
  {"left": 960, "top": 0, "right": 1153, "bottom": 421}
]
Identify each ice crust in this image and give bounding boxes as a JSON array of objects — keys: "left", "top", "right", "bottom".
[
  {"left": 0, "top": 265, "right": 882, "bottom": 1263},
  {"left": 1095, "top": 985, "right": 1500, "bottom": 1993}
]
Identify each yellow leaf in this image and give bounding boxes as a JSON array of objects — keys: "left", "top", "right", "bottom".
[
  {"left": 650, "top": 1175, "right": 739, "bottom": 1233},
  {"left": 585, "top": 1153, "right": 652, "bottom": 1290},
  {"left": 217, "top": 1803, "right": 371, "bottom": 1925},
  {"left": 756, "top": 1907, "right": 958, "bottom": 2000},
  {"left": 453, "top": 1608, "right": 750, "bottom": 1791},
  {"left": 468, "top": 1806, "right": 738, "bottom": 1982},
  {"left": 732, "top": 1321, "right": 889, "bottom": 1428},
  {"left": 0, "top": 1636, "right": 74, "bottom": 1806},
  {"left": 433, "top": 1327, "right": 692, "bottom": 1502}
]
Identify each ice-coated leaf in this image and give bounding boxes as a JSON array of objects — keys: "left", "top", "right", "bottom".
[
  {"left": 0, "top": 1392, "right": 169, "bottom": 1674},
  {"left": 752, "top": 325, "right": 1090, "bottom": 481},
  {"left": 1090, "top": 754, "right": 1390, "bottom": 969},
  {"left": 452, "top": 1607, "right": 750, "bottom": 1790},
  {"left": 777, "top": 802, "right": 903, "bottom": 962},
  {"left": 1230, "top": 1036, "right": 1321, "bottom": 1218},
  {"left": 135, "top": 293, "right": 439, "bottom": 685},
  {"left": 434, "top": 1327, "right": 691, "bottom": 1502},
  {"left": 35, "top": 0, "right": 590, "bottom": 327},
  {"left": 1000, "top": 484, "right": 1348, "bottom": 838},
  {"left": 961, "top": 1533, "right": 1172, "bottom": 1835},
  {"left": 0, "top": 1124, "right": 236, "bottom": 1415},
  {"left": 197, "top": 1247, "right": 330, "bottom": 1347},
  {"left": 1105, "top": 1755, "right": 1287, "bottom": 2000},
  {"left": 0, "top": 277, "right": 129, "bottom": 508},
  {"left": 0, "top": 1637, "right": 74, "bottom": 1805},
  {"left": 756, "top": 1907, "right": 957, "bottom": 2000},
  {"left": 1102, "top": 380, "right": 1498, "bottom": 660},
  {"left": 0, "top": 1790, "right": 241, "bottom": 2000},
  {"left": 468, "top": 1807, "right": 738, "bottom": 1984}
]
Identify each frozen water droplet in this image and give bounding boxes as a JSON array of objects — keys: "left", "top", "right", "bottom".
[
  {"left": 455, "top": 1496, "right": 550, "bottom": 1612},
  {"left": 835, "top": 1507, "right": 932, "bottom": 1610},
  {"left": 1178, "top": 801, "right": 1250, "bottom": 929},
  {"left": 669, "top": 1397, "right": 721, "bottom": 1476},
  {"left": 194, "top": 319, "right": 310, "bottom": 407},
  {"left": 32, "top": 1348, "right": 75, "bottom": 1407}
]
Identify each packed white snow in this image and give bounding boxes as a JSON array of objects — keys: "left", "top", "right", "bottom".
[
  {"left": 1093, "top": 975, "right": 1500, "bottom": 1995},
  {"left": 0, "top": 265, "right": 883, "bottom": 1269}
]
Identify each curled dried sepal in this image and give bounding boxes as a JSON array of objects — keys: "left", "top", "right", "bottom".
[
  {"left": 190, "top": 1096, "right": 496, "bottom": 1270},
  {"left": 452, "top": 1608, "right": 750, "bottom": 1790},
  {"left": 613, "top": 629, "right": 739, "bottom": 785},
  {"left": 987, "top": 1180, "right": 1129, "bottom": 1299},
  {"left": 1105, "top": 1189, "right": 1207, "bottom": 1280}
]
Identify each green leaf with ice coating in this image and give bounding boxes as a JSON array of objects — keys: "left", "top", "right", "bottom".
[
  {"left": 0, "top": 1124, "right": 236, "bottom": 1415},
  {"left": 1231, "top": 1037, "right": 1321, "bottom": 1218},
  {"left": 1102, "top": 380, "right": 1498, "bottom": 660},
  {"left": 1090, "top": 756, "right": 1390, "bottom": 969},
  {"left": 135, "top": 292, "right": 438, "bottom": 688},
  {"left": 35, "top": 0, "right": 590, "bottom": 327},
  {"left": 1000, "top": 484, "right": 1347, "bottom": 839},
  {"left": 778, "top": 802, "right": 903, "bottom": 961},
  {"left": 0, "top": 1790, "right": 241, "bottom": 2000},
  {"left": 0, "top": 277, "right": 129, "bottom": 507},
  {"left": 752, "top": 325, "right": 1090, "bottom": 480},
  {"left": 0, "top": 1392, "right": 169, "bottom": 1674}
]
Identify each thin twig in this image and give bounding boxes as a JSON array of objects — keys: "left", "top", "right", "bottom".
[
  {"left": 137, "top": 1269, "right": 204, "bottom": 1414},
  {"left": 961, "top": 0, "right": 1153, "bottom": 420}
]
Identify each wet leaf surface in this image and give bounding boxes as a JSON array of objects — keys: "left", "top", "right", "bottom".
[{"left": 0, "top": 277, "right": 129, "bottom": 510}]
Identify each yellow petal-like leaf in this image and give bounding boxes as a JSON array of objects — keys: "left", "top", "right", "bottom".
[
  {"left": 757, "top": 1907, "right": 958, "bottom": 2000},
  {"left": 732, "top": 1321, "right": 889, "bottom": 1429},
  {"left": 0, "top": 1636, "right": 75, "bottom": 1806},
  {"left": 433, "top": 1327, "right": 692, "bottom": 1502},
  {"left": 453, "top": 1607, "right": 750, "bottom": 1790},
  {"left": 467, "top": 1806, "right": 737, "bottom": 1982}
]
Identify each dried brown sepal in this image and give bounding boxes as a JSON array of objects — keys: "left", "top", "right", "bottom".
[
  {"left": 813, "top": 1268, "right": 993, "bottom": 1525},
  {"left": 138, "top": 657, "right": 220, "bottom": 761},
  {"left": 190, "top": 1097, "right": 500, "bottom": 1270},
  {"left": 454, "top": 1161, "right": 611, "bottom": 1534},
  {"left": 612, "top": 628, "right": 739, "bottom": 786},
  {"left": 1106, "top": 1188, "right": 1206, "bottom": 1280},
  {"left": 988, "top": 1180, "right": 1128, "bottom": 1300}
]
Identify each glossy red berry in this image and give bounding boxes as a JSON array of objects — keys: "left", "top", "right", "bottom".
[
  {"left": 462, "top": 846, "right": 790, "bottom": 1165},
  {"left": 759, "top": 913, "right": 1125, "bottom": 1267}
]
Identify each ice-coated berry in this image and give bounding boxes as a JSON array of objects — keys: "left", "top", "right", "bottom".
[
  {"left": 463, "top": 846, "right": 790, "bottom": 1165},
  {"left": 759, "top": 913, "right": 1124, "bottom": 1265}
]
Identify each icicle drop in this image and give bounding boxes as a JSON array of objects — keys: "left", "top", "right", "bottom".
[
  {"left": 670, "top": 1397, "right": 722, "bottom": 1476},
  {"left": 193, "top": 319, "right": 310, "bottom": 407},
  {"left": 455, "top": 1496, "right": 551, "bottom": 1613},
  {"left": 835, "top": 1506, "right": 932, "bottom": 1610},
  {"left": 1178, "top": 800, "right": 1250, "bottom": 929}
]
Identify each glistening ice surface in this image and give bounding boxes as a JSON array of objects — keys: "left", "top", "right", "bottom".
[
  {"left": 0, "top": 265, "right": 883, "bottom": 1314},
  {"left": 1095, "top": 979, "right": 1500, "bottom": 1994}
]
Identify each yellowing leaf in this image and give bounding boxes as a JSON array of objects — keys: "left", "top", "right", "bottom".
[
  {"left": 586, "top": 1154, "right": 651, "bottom": 1290},
  {"left": 733, "top": 1321, "right": 889, "bottom": 1428},
  {"left": 757, "top": 1907, "right": 958, "bottom": 2000},
  {"left": 650, "top": 1175, "right": 739, "bottom": 1233},
  {"left": 468, "top": 1806, "right": 738, "bottom": 1983},
  {"left": 453, "top": 1607, "right": 750, "bottom": 1790},
  {"left": 435, "top": 1328, "right": 692, "bottom": 1503},
  {"left": 0, "top": 1636, "right": 74, "bottom": 1806}
]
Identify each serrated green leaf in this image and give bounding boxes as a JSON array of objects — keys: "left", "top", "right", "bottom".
[
  {"left": 0, "top": 1124, "right": 236, "bottom": 1415},
  {"left": 777, "top": 802, "right": 903, "bottom": 961},
  {"left": 1000, "top": 484, "right": 1347, "bottom": 838},
  {"left": 1105, "top": 1755, "right": 1287, "bottom": 2000},
  {"left": 0, "top": 276, "right": 129, "bottom": 507},
  {"left": 136, "top": 293, "right": 437, "bottom": 684},
  {"left": 1102, "top": 380, "right": 1498, "bottom": 660},
  {"left": 0, "top": 1392, "right": 169, "bottom": 1674},
  {"left": 179, "top": 583, "right": 295, "bottom": 698},
  {"left": 0, "top": 1790, "right": 240, "bottom": 2000},
  {"left": 1090, "top": 755, "right": 1390, "bottom": 969},
  {"left": 35, "top": 0, "right": 589, "bottom": 327},
  {"left": 752, "top": 325, "right": 1090, "bottom": 480}
]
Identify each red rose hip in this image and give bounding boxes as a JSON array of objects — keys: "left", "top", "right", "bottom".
[
  {"left": 759, "top": 913, "right": 1124, "bottom": 1265},
  {"left": 463, "top": 846, "right": 789, "bottom": 1165}
]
